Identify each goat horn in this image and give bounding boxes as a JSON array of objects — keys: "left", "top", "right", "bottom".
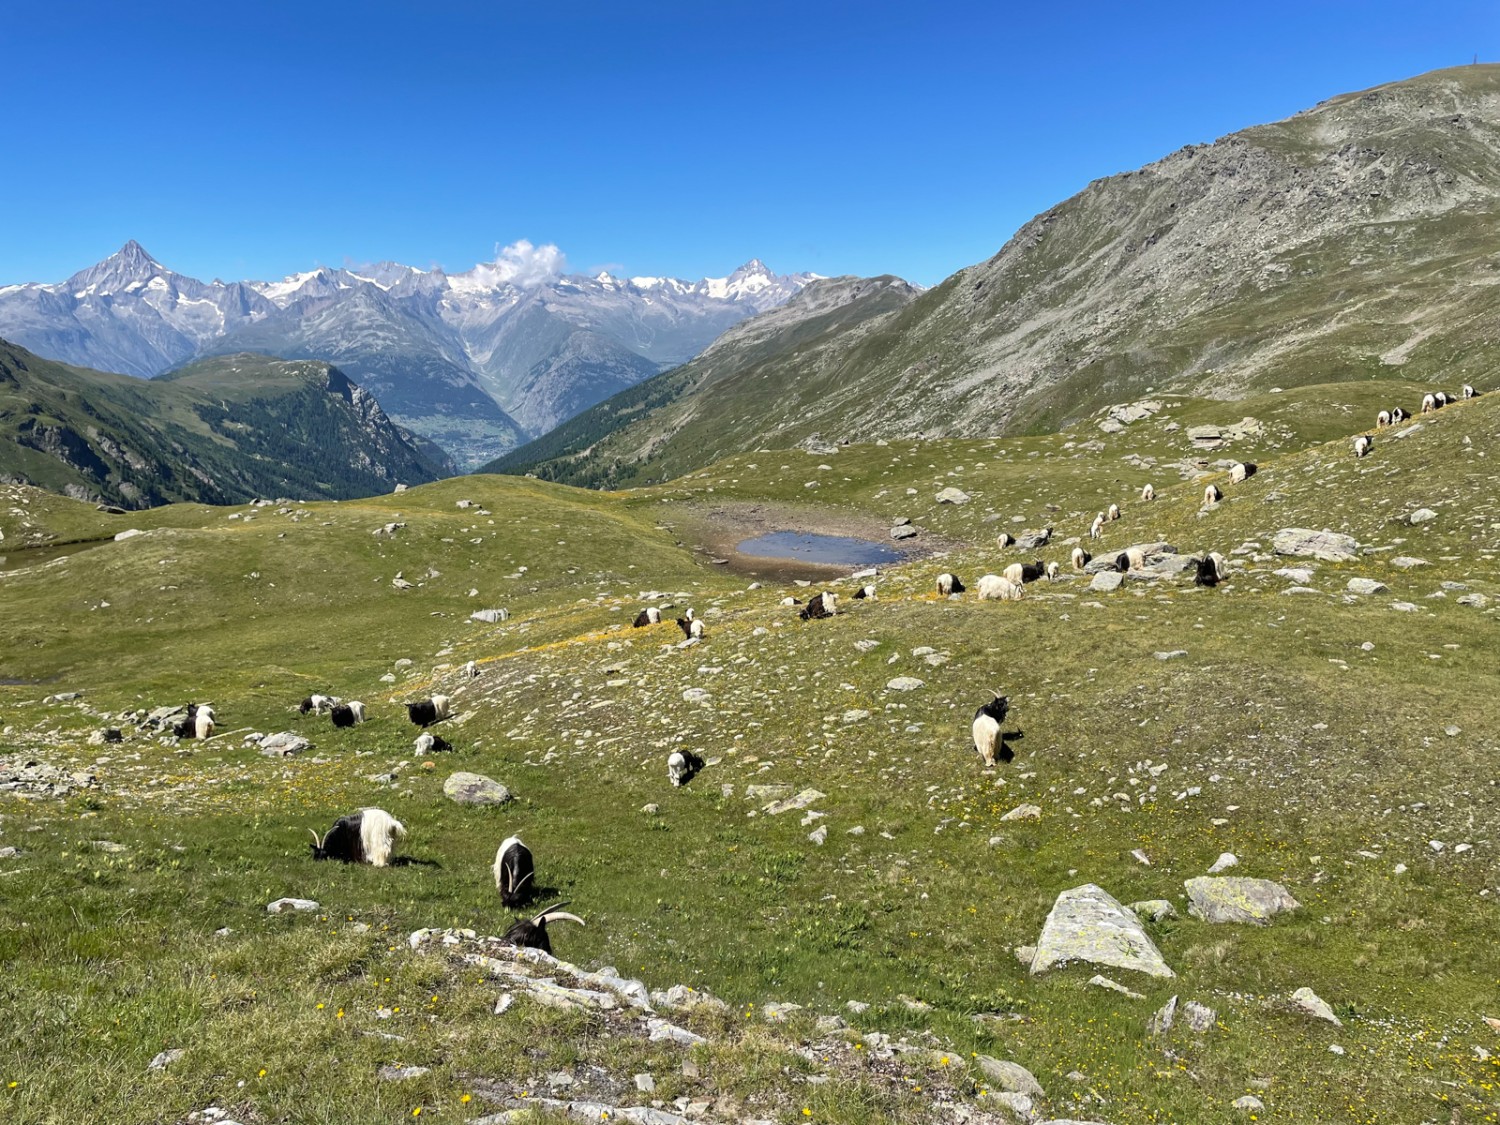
[
  {"left": 309, "top": 829, "right": 323, "bottom": 847},
  {"left": 515, "top": 871, "right": 534, "bottom": 890},
  {"left": 540, "top": 911, "right": 585, "bottom": 927},
  {"left": 531, "top": 899, "right": 569, "bottom": 923}
]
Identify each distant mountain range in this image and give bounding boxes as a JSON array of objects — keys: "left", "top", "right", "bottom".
[
  {"left": 0, "top": 344, "right": 447, "bottom": 508},
  {"left": 0, "top": 244, "right": 819, "bottom": 468},
  {"left": 498, "top": 64, "right": 1500, "bottom": 486}
]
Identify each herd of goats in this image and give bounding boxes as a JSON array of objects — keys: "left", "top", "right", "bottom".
[{"left": 161, "top": 383, "right": 1478, "bottom": 956}]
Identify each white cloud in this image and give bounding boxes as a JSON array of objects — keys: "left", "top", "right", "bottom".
[{"left": 468, "top": 239, "right": 567, "bottom": 288}]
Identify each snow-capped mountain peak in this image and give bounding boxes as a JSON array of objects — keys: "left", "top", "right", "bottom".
[{"left": 64, "top": 240, "right": 172, "bottom": 298}]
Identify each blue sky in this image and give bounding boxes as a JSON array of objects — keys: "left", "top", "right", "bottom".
[{"left": 3, "top": 1, "right": 1495, "bottom": 287}]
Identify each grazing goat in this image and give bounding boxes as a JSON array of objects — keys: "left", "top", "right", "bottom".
[
  {"left": 1113, "top": 552, "right": 1132, "bottom": 572},
  {"left": 1376, "top": 410, "right": 1391, "bottom": 428},
  {"left": 1124, "top": 546, "right": 1147, "bottom": 571},
  {"left": 632, "top": 607, "right": 662, "bottom": 627},
  {"left": 1422, "top": 393, "right": 1438, "bottom": 414},
  {"left": 194, "top": 704, "right": 216, "bottom": 741},
  {"left": 936, "top": 573, "right": 966, "bottom": 596},
  {"left": 1230, "top": 462, "right": 1256, "bottom": 484},
  {"left": 309, "top": 808, "right": 406, "bottom": 866},
  {"left": 976, "top": 574, "right": 1023, "bottom": 601},
  {"left": 464, "top": 660, "right": 479, "bottom": 678},
  {"left": 1072, "top": 547, "right": 1091, "bottom": 570},
  {"left": 1462, "top": 384, "right": 1477, "bottom": 399},
  {"left": 1089, "top": 513, "right": 1105, "bottom": 539},
  {"left": 1434, "top": 391, "right": 1449, "bottom": 408},
  {"left": 995, "top": 532, "right": 1014, "bottom": 549},
  {"left": 852, "top": 584, "right": 876, "bottom": 599},
  {"left": 299, "top": 694, "right": 336, "bottom": 716},
  {"left": 1203, "top": 484, "right": 1222, "bottom": 504},
  {"left": 1044, "top": 561, "right": 1061, "bottom": 580},
  {"left": 406, "top": 695, "right": 451, "bottom": 727},
  {"left": 1354, "top": 435, "right": 1372, "bottom": 458},
  {"left": 172, "top": 703, "right": 202, "bottom": 738},
  {"left": 780, "top": 596, "right": 801, "bottom": 606},
  {"left": 1391, "top": 406, "right": 1408, "bottom": 423},
  {"left": 1140, "top": 483, "right": 1155, "bottom": 501},
  {"left": 799, "top": 592, "right": 838, "bottom": 620},
  {"left": 667, "top": 749, "right": 705, "bottom": 787},
  {"left": 502, "top": 902, "right": 585, "bottom": 955},
  {"left": 971, "top": 693, "right": 1011, "bottom": 767},
  {"left": 1193, "top": 553, "right": 1228, "bottom": 587},
  {"left": 1003, "top": 560, "right": 1045, "bottom": 585},
  {"left": 331, "top": 701, "right": 366, "bottom": 728},
  {"left": 676, "top": 616, "right": 706, "bottom": 640},
  {"left": 414, "top": 732, "right": 453, "bottom": 754},
  {"left": 1107, "top": 503, "right": 1121, "bottom": 521},
  {"left": 493, "top": 836, "right": 535, "bottom": 908}
]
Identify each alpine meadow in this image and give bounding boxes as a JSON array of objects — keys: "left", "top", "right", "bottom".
[{"left": 2, "top": 58, "right": 1500, "bottom": 1125}]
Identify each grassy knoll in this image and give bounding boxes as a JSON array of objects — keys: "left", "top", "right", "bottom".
[{"left": 1, "top": 389, "right": 1498, "bottom": 1124}]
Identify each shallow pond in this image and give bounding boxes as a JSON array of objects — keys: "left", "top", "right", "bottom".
[
  {"left": 736, "top": 530, "right": 901, "bottom": 567},
  {"left": 0, "top": 540, "right": 104, "bottom": 574}
]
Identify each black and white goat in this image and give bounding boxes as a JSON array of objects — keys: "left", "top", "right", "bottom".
[
  {"left": 299, "top": 694, "right": 336, "bottom": 716},
  {"left": 799, "top": 592, "right": 838, "bottom": 620},
  {"left": 667, "top": 749, "right": 705, "bottom": 787},
  {"left": 936, "top": 573, "right": 966, "bottom": 596},
  {"left": 1107, "top": 503, "right": 1121, "bottom": 521},
  {"left": 995, "top": 532, "right": 1014, "bottom": 549},
  {"left": 1203, "top": 484, "right": 1222, "bottom": 504},
  {"left": 493, "top": 835, "right": 535, "bottom": 908},
  {"left": 676, "top": 616, "right": 705, "bottom": 640},
  {"left": 1230, "top": 462, "right": 1256, "bottom": 484},
  {"left": 1140, "top": 483, "right": 1155, "bottom": 502},
  {"left": 172, "top": 703, "right": 202, "bottom": 739},
  {"left": 852, "top": 584, "right": 877, "bottom": 599},
  {"left": 1390, "top": 406, "right": 1409, "bottom": 423},
  {"left": 1354, "top": 434, "right": 1372, "bottom": 458},
  {"left": 632, "top": 607, "right": 662, "bottom": 627},
  {"left": 1376, "top": 410, "right": 1391, "bottom": 428},
  {"left": 331, "top": 701, "right": 366, "bottom": 728},
  {"left": 1193, "top": 552, "right": 1228, "bottom": 588},
  {"left": 971, "top": 693, "right": 1011, "bottom": 768},
  {"left": 406, "top": 695, "right": 451, "bottom": 727},
  {"left": 1071, "top": 547, "right": 1091, "bottom": 570},
  {"left": 502, "top": 902, "right": 585, "bottom": 954},
  {"left": 414, "top": 732, "right": 453, "bottom": 754},
  {"left": 1462, "top": 384, "right": 1477, "bottom": 399},
  {"left": 308, "top": 808, "right": 406, "bottom": 866},
  {"left": 1003, "top": 560, "right": 1045, "bottom": 585}
]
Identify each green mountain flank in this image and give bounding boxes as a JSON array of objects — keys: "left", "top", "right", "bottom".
[
  {"left": 0, "top": 343, "right": 449, "bottom": 508},
  {"left": 501, "top": 64, "right": 1500, "bottom": 489}
]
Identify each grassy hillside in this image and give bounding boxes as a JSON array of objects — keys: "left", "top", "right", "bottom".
[
  {"left": 1, "top": 381, "right": 1497, "bottom": 1123},
  {"left": 0, "top": 343, "right": 447, "bottom": 508}
]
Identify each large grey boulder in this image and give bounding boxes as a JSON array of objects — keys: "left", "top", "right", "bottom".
[
  {"left": 936, "top": 487, "right": 971, "bottom": 505},
  {"left": 1016, "top": 527, "right": 1052, "bottom": 550},
  {"left": 976, "top": 1056, "right": 1044, "bottom": 1097},
  {"left": 1089, "top": 571, "right": 1124, "bottom": 593},
  {"left": 1184, "top": 876, "right": 1300, "bottom": 925},
  {"left": 1029, "top": 884, "right": 1175, "bottom": 978},
  {"left": 890, "top": 524, "right": 919, "bottom": 540},
  {"left": 1346, "top": 578, "right": 1388, "bottom": 595},
  {"left": 258, "top": 732, "right": 311, "bottom": 757},
  {"left": 443, "top": 771, "right": 513, "bottom": 806},
  {"left": 1273, "top": 528, "right": 1359, "bottom": 562}
]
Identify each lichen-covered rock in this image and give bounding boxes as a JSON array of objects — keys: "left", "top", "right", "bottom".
[
  {"left": 258, "top": 732, "right": 311, "bottom": 757},
  {"left": 1184, "top": 876, "right": 1300, "bottom": 925},
  {"left": 1273, "top": 528, "right": 1358, "bottom": 562},
  {"left": 443, "top": 771, "right": 513, "bottom": 806},
  {"left": 936, "top": 487, "right": 971, "bottom": 504},
  {"left": 1289, "top": 986, "right": 1343, "bottom": 1025},
  {"left": 1030, "top": 883, "right": 1175, "bottom": 978},
  {"left": 976, "top": 1055, "right": 1045, "bottom": 1097}
]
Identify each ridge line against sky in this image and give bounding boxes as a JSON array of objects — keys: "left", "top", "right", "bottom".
[{"left": 2, "top": 1, "right": 1495, "bottom": 289}]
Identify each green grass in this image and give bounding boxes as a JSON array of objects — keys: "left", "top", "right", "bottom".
[{"left": 2, "top": 392, "right": 1499, "bottom": 1123}]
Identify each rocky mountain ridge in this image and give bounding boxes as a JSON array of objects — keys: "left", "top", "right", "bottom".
[
  {"left": 0, "top": 245, "right": 822, "bottom": 468},
  {"left": 503, "top": 64, "right": 1500, "bottom": 487}
]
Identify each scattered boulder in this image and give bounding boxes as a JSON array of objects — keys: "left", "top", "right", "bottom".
[
  {"left": 763, "top": 789, "right": 826, "bottom": 816},
  {"left": 1148, "top": 995, "right": 1178, "bottom": 1037},
  {"left": 1273, "top": 529, "right": 1359, "bottom": 562},
  {"left": 1000, "top": 804, "right": 1042, "bottom": 822},
  {"left": 1090, "top": 571, "right": 1124, "bottom": 593},
  {"left": 975, "top": 1056, "right": 1044, "bottom": 1098},
  {"left": 258, "top": 732, "right": 311, "bottom": 758},
  {"left": 885, "top": 676, "right": 925, "bottom": 692},
  {"left": 1289, "top": 986, "right": 1343, "bottom": 1026},
  {"left": 1016, "top": 527, "right": 1052, "bottom": 550},
  {"left": 1207, "top": 852, "right": 1239, "bottom": 873},
  {"left": 1346, "top": 578, "right": 1388, "bottom": 595},
  {"left": 1408, "top": 508, "right": 1438, "bottom": 525},
  {"left": 1233, "top": 1096, "right": 1266, "bottom": 1113},
  {"left": 891, "top": 524, "right": 919, "bottom": 541},
  {"left": 148, "top": 1048, "right": 184, "bottom": 1070},
  {"left": 266, "top": 898, "right": 319, "bottom": 914},
  {"left": 1030, "top": 883, "right": 1175, "bottom": 978},
  {"left": 936, "top": 487, "right": 971, "bottom": 505},
  {"left": 1183, "top": 1000, "right": 1216, "bottom": 1032},
  {"left": 1184, "top": 876, "right": 1300, "bottom": 925},
  {"left": 443, "top": 771, "right": 513, "bottom": 806},
  {"left": 1127, "top": 900, "right": 1177, "bottom": 922}
]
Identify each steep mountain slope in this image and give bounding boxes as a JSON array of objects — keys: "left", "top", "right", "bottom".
[
  {"left": 0, "top": 343, "right": 446, "bottom": 508},
  {"left": 486, "top": 274, "right": 922, "bottom": 486},
  {"left": 503, "top": 65, "right": 1500, "bottom": 486},
  {"left": 0, "top": 246, "right": 820, "bottom": 469}
]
